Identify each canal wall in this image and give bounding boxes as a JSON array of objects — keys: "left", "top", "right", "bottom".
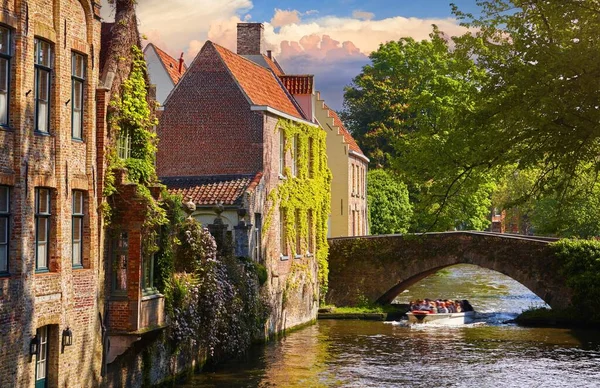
[{"left": 104, "top": 330, "right": 207, "bottom": 387}]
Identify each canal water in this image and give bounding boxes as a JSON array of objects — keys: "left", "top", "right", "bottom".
[{"left": 183, "top": 265, "right": 600, "bottom": 387}]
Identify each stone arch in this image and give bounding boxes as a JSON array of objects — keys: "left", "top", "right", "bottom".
[{"left": 326, "top": 232, "right": 573, "bottom": 309}]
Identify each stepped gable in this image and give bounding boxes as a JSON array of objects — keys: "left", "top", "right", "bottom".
[
  {"left": 150, "top": 43, "right": 187, "bottom": 84},
  {"left": 324, "top": 103, "right": 364, "bottom": 156},
  {"left": 163, "top": 173, "right": 262, "bottom": 205},
  {"left": 212, "top": 42, "right": 305, "bottom": 120}
]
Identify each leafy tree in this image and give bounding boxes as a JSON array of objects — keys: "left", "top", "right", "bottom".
[
  {"left": 367, "top": 169, "right": 412, "bottom": 234},
  {"left": 452, "top": 0, "right": 600, "bottom": 201}
]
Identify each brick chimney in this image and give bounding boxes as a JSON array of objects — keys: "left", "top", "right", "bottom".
[{"left": 237, "top": 23, "right": 264, "bottom": 55}]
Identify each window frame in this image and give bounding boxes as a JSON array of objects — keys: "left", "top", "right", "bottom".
[
  {"left": 34, "top": 38, "right": 52, "bottom": 134},
  {"left": 279, "top": 130, "right": 286, "bottom": 177},
  {"left": 111, "top": 231, "right": 128, "bottom": 295},
  {"left": 294, "top": 209, "right": 302, "bottom": 259},
  {"left": 72, "top": 190, "right": 84, "bottom": 268},
  {"left": 279, "top": 208, "right": 288, "bottom": 260},
  {"left": 141, "top": 241, "right": 157, "bottom": 295},
  {"left": 292, "top": 134, "right": 299, "bottom": 177},
  {"left": 71, "top": 52, "right": 86, "bottom": 140},
  {"left": 0, "top": 185, "right": 9, "bottom": 275},
  {"left": 0, "top": 26, "right": 11, "bottom": 127},
  {"left": 35, "top": 188, "right": 51, "bottom": 272}
]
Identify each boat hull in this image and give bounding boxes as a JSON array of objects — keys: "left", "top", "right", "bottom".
[{"left": 406, "top": 311, "right": 475, "bottom": 324}]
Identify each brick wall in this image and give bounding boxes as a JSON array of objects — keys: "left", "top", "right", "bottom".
[
  {"left": 157, "top": 43, "right": 264, "bottom": 178},
  {"left": 0, "top": 1, "right": 104, "bottom": 387}
]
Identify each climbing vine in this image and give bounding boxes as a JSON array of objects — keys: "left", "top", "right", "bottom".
[{"left": 264, "top": 119, "right": 332, "bottom": 302}]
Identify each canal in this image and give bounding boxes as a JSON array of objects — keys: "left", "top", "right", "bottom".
[{"left": 183, "top": 265, "right": 600, "bottom": 387}]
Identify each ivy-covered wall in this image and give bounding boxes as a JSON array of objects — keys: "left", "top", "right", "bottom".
[{"left": 261, "top": 115, "right": 331, "bottom": 332}]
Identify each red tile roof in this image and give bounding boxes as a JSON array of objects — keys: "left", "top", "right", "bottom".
[
  {"left": 264, "top": 55, "right": 284, "bottom": 76},
  {"left": 279, "top": 75, "right": 314, "bottom": 95},
  {"left": 324, "top": 104, "right": 365, "bottom": 156},
  {"left": 162, "top": 173, "right": 262, "bottom": 206},
  {"left": 150, "top": 43, "right": 187, "bottom": 85},
  {"left": 212, "top": 43, "right": 305, "bottom": 120}
]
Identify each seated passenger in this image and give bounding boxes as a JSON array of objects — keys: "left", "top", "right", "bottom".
[{"left": 461, "top": 300, "right": 474, "bottom": 312}]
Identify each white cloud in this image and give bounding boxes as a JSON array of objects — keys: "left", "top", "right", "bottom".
[
  {"left": 271, "top": 9, "right": 301, "bottom": 28},
  {"left": 352, "top": 10, "right": 374, "bottom": 21}
]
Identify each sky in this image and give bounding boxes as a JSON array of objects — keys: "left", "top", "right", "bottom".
[{"left": 100, "top": 1, "right": 480, "bottom": 110}]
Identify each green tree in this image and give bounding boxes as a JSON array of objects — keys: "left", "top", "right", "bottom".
[
  {"left": 343, "top": 28, "right": 494, "bottom": 230},
  {"left": 367, "top": 169, "right": 412, "bottom": 234},
  {"left": 452, "top": 0, "right": 600, "bottom": 200}
]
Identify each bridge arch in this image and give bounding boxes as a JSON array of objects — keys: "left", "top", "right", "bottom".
[{"left": 326, "top": 232, "right": 573, "bottom": 309}]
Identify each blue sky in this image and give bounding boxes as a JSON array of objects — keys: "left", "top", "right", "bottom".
[{"left": 103, "top": 0, "right": 480, "bottom": 110}]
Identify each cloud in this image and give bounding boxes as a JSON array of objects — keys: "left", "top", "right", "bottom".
[
  {"left": 352, "top": 10, "right": 374, "bottom": 21},
  {"left": 271, "top": 9, "right": 301, "bottom": 28}
]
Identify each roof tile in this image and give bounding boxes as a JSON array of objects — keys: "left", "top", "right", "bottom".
[
  {"left": 279, "top": 75, "right": 314, "bottom": 95},
  {"left": 212, "top": 43, "right": 304, "bottom": 120},
  {"left": 162, "top": 173, "right": 261, "bottom": 206},
  {"left": 151, "top": 44, "right": 187, "bottom": 84}
]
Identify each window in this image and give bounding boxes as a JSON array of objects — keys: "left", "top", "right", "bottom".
[
  {"left": 117, "top": 130, "right": 131, "bottom": 159},
  {"left": 352, "top": 164, "right": 356, "bottom": 195},
  {"left": 34, "top": 39, "right": 52, "bottom": 133},
  {"left": 308, "top": 137, "right": 314, "bottom": 178},
  {"left": 35, "top": 326, "right": 49, "bottom": 387},
  {"left": 35, "top": 188, "right": 51, "bottom": 272},
  {"left": 71, "top": 52, "right": 85, "bottom": 140},
  {"left": 292, "top": 135, "right": 299, "bottom": 177},
  {"left": 307, "top": 210, "right": 314, "bottom": 255},
  {"left": 0, "top": 27, "right": 11, "bottom": 126},
  {"left": 141, "top": 251, "right": 155, "bottom": 295},
  {"left": 72, "top": 191, "right": 84, "bottom": 268},
  {"left": 294, "top": 209, "right": 301, "bottom": 258},
  {"left": 279, "top": 130, "right": 285, "bottom": 176},
  {"left": 280, "top": 208, "right": 288, "bottom": 259},
  {"left": 112, "top": 232, "right": 128, "bottom": 293},
  {"left": 254, "top": 213, "right": 262, "bottom": 262},
  {"left": 0, "top": 185, "right": 8, "bottom": 274}
]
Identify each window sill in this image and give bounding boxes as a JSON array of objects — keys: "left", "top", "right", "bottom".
[
  {"left": 294, "top": 254, "right": 303, "bottom": 260},
  {"left": 280, "top": 255, "right": 289, "bottom": 261},
  {"left": 72, "top": 264, "right": 84, "bottom": 270},
  {"left": 306, "top": 253, "right": 314, "bottom": 258},
  {"left": 278, "top": 174, "right": 287, "bottom": 180},
  {"left": 34, "top": 130, "right": 52, "bottom": 137},
  {"left": 35, "top": 268, "right": 50, "bottom": 274},
  {"left": 0, "top": 125, "right": 13, "bottom": 132},
  {"left": 142, "top": 292, "right": 164, "bottom": 300},
  {"left": 71, "top": 138, "right": 85, "bottom": 143},
  {"left": 109, "top": 293, "right": 128, "bottom": 301},
  {"left": 0, "top": 272, "right": 10, "bottom": 278}
]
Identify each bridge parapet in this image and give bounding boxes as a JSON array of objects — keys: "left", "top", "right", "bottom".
[{"left": 326, "top": 232, "right": 572, "bottom": 309}]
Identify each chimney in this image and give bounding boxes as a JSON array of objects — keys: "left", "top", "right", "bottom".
[
  {"left": 237, "top": 23, "right": 265, "bottom": 55},
  {"left": 266, "top": 50, "right": 272, "bottom": 59},
  {"left": 178, "top": 52, "right": 184, "bottom": 73}
]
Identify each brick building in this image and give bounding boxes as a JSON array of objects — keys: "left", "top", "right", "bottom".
[
  {"left": 157, "top": 23, "right": 330, "bottom": 332},
  {"left": 0, "top": 1, "right": 105, "bottom": 387}
]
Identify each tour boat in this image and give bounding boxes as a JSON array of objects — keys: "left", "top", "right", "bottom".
[{"left": 406, "top": 310, "right": 475, "bottom": 325}]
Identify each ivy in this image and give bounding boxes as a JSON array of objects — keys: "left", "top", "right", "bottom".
[{"left": 264, "top": 119, "right": 332, "bottom": 303}]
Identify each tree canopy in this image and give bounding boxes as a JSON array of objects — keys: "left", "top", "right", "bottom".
[
  {"left": 367, "top": 169, "right": 412, "bottom": 235},
  {"left": 342, "top": 1, "right": 600, "bottom": 233}
]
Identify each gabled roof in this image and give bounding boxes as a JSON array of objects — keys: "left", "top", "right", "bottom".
[
  {"left": 241, "top": 54, "right": 285, "bottom": 76},
  {"left": 324, "top": 103, "right": 365, "bottom": 156},
  {"left": 146, "top": 43, "right": 187, "bottom": 85},
  {"left": 212, "top": 42, "right": 305, "bottom": 120},
  {"left": 162, "top": 173, "right": 263, "bottom": 206},
  {"left": 280, "top": 75, "right": 314, "bottom": 95}
]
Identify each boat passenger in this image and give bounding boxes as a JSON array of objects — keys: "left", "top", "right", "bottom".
[
  {"left": 438, "top": 303, "right": 449, "bottom": 314},
  {"left": 461, "top": 300, "right": 474, "bottom": 312}
]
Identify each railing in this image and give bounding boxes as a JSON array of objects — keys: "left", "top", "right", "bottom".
[{"left": 328, "top": 230, "right": 560, "bottom": 244}]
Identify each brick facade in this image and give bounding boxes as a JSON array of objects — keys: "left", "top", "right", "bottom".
[{"left": 0, "top": 1, "right": 104, "bottom": 387}]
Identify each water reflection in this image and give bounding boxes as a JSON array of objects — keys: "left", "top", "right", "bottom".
[{"left": 185, "top": 265, "right": 600, "bottom": 387}]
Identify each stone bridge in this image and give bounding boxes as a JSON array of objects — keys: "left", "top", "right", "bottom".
[{"left": 326, "top": 231, "right": 573, "bottom": 309}]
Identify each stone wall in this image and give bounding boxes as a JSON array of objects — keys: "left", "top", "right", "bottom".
[{"left": 327, "top": 232, "right": 573, "bottom": 309}]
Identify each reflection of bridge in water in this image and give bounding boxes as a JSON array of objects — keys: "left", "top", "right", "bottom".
[{"left": 326, "top": 231, "right": 572, "bottom": 309}]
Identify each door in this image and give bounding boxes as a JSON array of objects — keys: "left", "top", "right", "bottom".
[{"left": 35, "top": 326, "right": 48, "bottom": 388}]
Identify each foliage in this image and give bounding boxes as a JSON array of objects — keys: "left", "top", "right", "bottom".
[
  {"left": 367, "top": 169, "right": 412, "bottom": 234},
  {"left": 264, "top": 119, "right": 331, "bottom": 302},
  {"left": 169, "top": 217, "right": 269, "bottom": 362},
  {"left": 451, "top": 0, "right": 600, "bottom": 205},
  {"left": 550, "top": 239, "right": 600, "bottom": 322},
  {"left": 342, "top": 28, "right": 494, "bottom": 231}
]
